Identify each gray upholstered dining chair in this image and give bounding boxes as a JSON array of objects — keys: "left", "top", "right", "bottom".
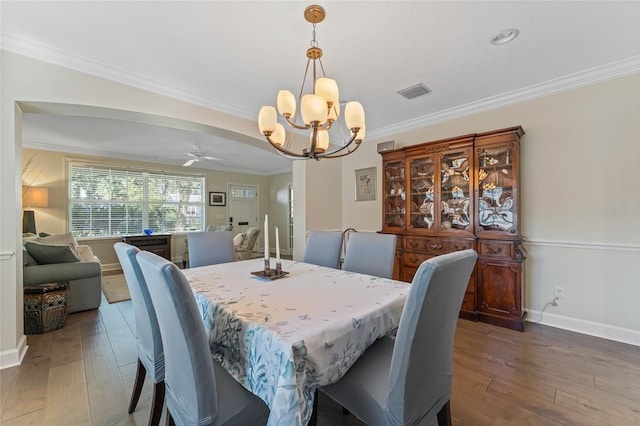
[
  {"left": 319, "top": 249, "right": 477, "bottom": 426},
  {"left": 187, "top": 231, "right": 235, "bottom": 268},
  {"left": 302, "top": 230, "right": 344, "bottom": 269},
  {"left": 136, "top": 250, "right": 270, "bottom": 426},
  {"left": 113, "top": 242, "right": 165, "bottom": 426},
  {"left": 342, "top": 232, "right": 397, "bottom": 279}
]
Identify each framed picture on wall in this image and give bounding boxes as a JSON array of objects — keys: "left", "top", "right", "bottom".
[
  {"left": 355, "top": 167, "right": 376, "bottom": 201},
  {"left": 209, "top": 192, "right": 226, "bottom": 206}
]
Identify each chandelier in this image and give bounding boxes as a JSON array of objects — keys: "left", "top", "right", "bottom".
[{"left": 258, "top": 5, "right": 365, "bottom": 160}]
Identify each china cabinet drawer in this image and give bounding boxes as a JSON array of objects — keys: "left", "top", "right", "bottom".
[
  {"left": 403, "top": 252, "right": 434, "bottom": 268},
  {"left": 404, "top": 237, "right": 473, "bottom": 255},
  {"left": 402, "top": 266, "right": 418, "bottom": 283},
  {"left": 478, "top": 240, "right": 517, "bottom": 260}
]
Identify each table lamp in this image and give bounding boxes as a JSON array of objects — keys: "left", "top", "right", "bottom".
[{"left": 22, "top": 186, "right": 49, "bottom": 234}]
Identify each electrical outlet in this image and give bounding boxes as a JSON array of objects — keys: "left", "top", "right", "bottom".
[{"left": 554, "top": 286, "right": 565, "bottom": 301}]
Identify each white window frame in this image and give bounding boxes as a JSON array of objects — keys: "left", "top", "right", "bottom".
[{"left": 68, "top": 162, "right": 206, "bottom": 238}]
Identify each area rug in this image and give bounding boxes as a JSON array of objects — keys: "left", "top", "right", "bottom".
[{"left": 101, "top": 274, "right": 131, "bottom": 304}]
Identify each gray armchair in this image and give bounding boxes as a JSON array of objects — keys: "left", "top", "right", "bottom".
[
  {"left": 234, "top": 228, "right": 261, "bottom": 261},
  {"left": 23, "top": 233, "right": 101, "bottom": 313}
]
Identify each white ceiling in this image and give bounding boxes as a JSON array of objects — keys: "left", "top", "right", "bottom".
[{"left": 2, "top": 1, "right": 639, "bottom": 175}]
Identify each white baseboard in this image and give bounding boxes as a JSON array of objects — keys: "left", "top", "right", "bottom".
[
  {"left": 527, "top": 310, "right": 640, "bottom": 347},
  {"left": 103, "top": 259, "right": 184, "bottom": 273},
  {"left": 0, "top": 335, "right": 28, "bottom": 370},
  {"left": 101, "top": 262, "right": 122, "bottom": 273}
]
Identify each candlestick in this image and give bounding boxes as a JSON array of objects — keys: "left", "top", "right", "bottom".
[
  {"left": 264, "top": 214, "right": 269, "bottom": 260},
  {"left": 264, "top": 258, "right": 271, "bottom": 276},
  {"left": 275, "top": 226, "right": 280, "bottom": 261}
]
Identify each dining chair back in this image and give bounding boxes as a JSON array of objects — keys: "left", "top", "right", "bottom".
[
  {"left": 187, "top": 231, "right": 235, "bottom": 267},
  {"left": 321, "top": 249, "right": 478, "bottom": 426},
  {"left": 302, "top": 230, "right": 344, "bottom": 269},
  {"left": 342, "top": 232, "right": 397, "bottom": 279},
  {"left": 136, "top": 251, "right": 269, "bottom": 425},
  {"left": 113, "top": 242, "right": 165, "bottom": 426}
]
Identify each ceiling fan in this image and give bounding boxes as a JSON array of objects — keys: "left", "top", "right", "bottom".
[{"left": 182, "top": 144, "right": 219, "bottom": 167}]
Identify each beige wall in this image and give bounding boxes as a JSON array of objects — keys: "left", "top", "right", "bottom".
[
  {"left": 340, "top": 73, "right": 640, "bottom": 344},
  {"left": 292, "top": 159, "right": 342, "bottom": 260}
]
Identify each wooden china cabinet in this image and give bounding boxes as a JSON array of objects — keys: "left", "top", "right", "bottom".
[{"left": 380, "top": 126, "right": 526, "bottom": 331}]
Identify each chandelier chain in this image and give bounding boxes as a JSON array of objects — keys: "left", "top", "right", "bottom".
[{"left": 310, "top": 23, "right": 318, "bottom": 48}]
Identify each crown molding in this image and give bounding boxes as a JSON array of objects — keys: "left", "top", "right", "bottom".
[
  {"left": 21, "top": 140, "right": 280, "bottom": 176},
  {"left": 4, "top": 33, "right": 638, "bottom": 143},
  {"left": 1, "top": 34, "right": 257, "bottom": 121},
  {"left": 369, "top": 55, "right": 640, "bottom": 140}
]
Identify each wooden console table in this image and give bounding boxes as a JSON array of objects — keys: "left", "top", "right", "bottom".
[{"left": 123, "top": 234, "right": 172, "bottom": 261}]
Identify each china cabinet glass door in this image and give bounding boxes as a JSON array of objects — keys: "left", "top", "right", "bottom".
[
  {"left": 477, "top": 144, "right": 516, "bottom": 234},
  {"left": 439, "top": 149, "right": 472, "bottom": 233},
  {"left": 383, "top": 161, "right": 405, "bottom": 229},
  {"left": 408, "top": 156, "right": 435, "bottom": 230}
]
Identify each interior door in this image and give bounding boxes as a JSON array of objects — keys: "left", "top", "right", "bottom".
[{"left": 228, "top": 184, "right": 258, "bottom": 235}]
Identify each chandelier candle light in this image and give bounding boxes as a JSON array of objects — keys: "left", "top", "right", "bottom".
[{"left": 258, "top": 5, "right": 366, "bottom": 160}]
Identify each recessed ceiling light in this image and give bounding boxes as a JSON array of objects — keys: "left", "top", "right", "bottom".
[{"left": 490, "top": 28, "right": 519, "bottom": 45}]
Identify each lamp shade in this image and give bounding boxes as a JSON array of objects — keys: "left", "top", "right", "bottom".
[
  {"left": 277, "top": 90, "right": 296, "bottom": 117},
  {"left": 258, "top": 106, "right": 277, "bottom": 134},
  {"left": 313, "top": 130, "right": 330, "bottom": 150},
  {"left": 301, "top": 94, "right": 328, "bottom": 125},
  {"left": 272, "top": 123, "right": 286, "bottom": 146},
  {"left": 22, "top": 186, "right": 49, "bottom": 208},
  {"left": 345, "top": 102, "right": 365, "bottom": 130},
  {"left": 315, "top": 78, "right": 339, "bottom": 109}
]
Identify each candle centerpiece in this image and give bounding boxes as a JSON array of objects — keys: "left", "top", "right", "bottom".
[{"left": 251, "top": 217, "right": 289, "bottom": 280}]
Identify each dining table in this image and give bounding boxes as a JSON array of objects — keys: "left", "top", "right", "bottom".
[{"left": 182, "top": 258, "right": 409, "bottom": 426}]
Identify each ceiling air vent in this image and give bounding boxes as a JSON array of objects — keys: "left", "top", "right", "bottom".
[{"left": 397, "top": 83, "right": 431, "bottom": 100}]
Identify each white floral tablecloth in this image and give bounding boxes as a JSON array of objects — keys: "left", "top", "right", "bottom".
[{"left": 183, "top": 259, "right": 409, "bottom": 426}]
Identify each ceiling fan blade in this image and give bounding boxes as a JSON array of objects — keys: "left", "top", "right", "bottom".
[
  {"left": 186, "top": 152, "right": 198, "bottom": 157},
  {"left": 203, "top": 156, "right": 219, "bottom": 161},
  {"left": 183, "top": 159, "right": 196, "bottom": 167}
]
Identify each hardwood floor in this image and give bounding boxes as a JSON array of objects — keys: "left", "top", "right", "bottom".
[{"left": 2, "top": 294, "right": 639, "bottom": 425}]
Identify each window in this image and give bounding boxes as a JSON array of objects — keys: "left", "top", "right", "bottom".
[
  {"left": 69, "top": 164, "right": 205, "bottom": 238},
  {"left": 229, "top": 186, "right": 256, "bottom": 199}
]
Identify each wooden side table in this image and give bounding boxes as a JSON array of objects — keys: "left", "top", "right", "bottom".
[
  {"left": 24, "top": 283, "right": 69, "bottom": 334},
  {"left": 123, "top": 234, "right": 172, "bottom": 260}
]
